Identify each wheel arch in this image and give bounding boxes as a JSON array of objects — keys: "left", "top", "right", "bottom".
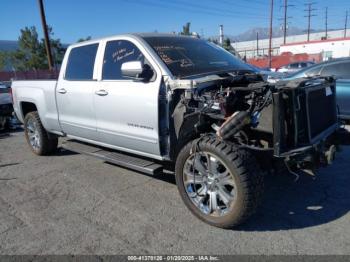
[{"left": 20, "top": 101, "right": 38, "bottom": 119}]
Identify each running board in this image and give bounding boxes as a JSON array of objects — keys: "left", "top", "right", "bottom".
[{"left": 61, "top": 140, "right": 163, "bottom": 175}]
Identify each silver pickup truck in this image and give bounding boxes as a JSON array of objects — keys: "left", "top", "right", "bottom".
[{"left": 12, "top": 34, "right": 339, "bottom": 228}]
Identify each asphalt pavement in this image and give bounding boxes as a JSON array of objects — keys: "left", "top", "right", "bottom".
[{"left": 0, "top": 130, "right": 349, "bottom": 255}]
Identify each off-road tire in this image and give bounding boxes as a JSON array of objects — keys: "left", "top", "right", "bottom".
[
  {"left": 24, "top": 111, "right": 58, "bottom": 155},
  {"left": 175, "top": 136, "right": 264, "bottom": 228}
]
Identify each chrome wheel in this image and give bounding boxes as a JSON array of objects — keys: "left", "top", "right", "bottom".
[
  {"left": 183, "top": 151, "right": 236, "bottom": 217},
  {"left": 26, "top": 118, "right": 41, "bottom": 150}
]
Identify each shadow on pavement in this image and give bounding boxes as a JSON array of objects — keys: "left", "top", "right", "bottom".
[
  {"left": 237, "top": 160, "right": 350, "bottom": 231},
  {"left": 26, "top": 126, "right": 349, "bottom": 231},
  {"left": 0, "top": 127, "right": 23, "bottom": 139},
  {"left": 55, "top": 147, "right": 79, "bottom": 156}
]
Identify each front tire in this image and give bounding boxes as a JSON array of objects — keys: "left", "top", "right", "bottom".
[
  {"left": 175, "top": 136, "right": 264, "bottom": 228},
  {"left": 24, "top": 111, "right": 58, "bottom": 155}
]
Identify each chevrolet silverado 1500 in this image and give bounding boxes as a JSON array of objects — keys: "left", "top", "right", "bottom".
[{"left": 12, "top": 34, "right": 339, "bottom": 228}]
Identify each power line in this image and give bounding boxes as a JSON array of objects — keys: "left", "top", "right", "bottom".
[
  {"left": 160, "top": 0, "right": 269, "bottom": 18},
  {"left": 126, "top": 0, "right": 268, "bottom": 20},
  {"left": 304, "top": 2, "right": 317, "bottom": 42}
]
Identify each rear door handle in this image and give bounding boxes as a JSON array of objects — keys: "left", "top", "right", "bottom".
[
  {"left": 95, "top": 90, "right": 108, "bottom": 96},
  {"left": 58, "top": 88, "right": 67, "bottom": 94}
]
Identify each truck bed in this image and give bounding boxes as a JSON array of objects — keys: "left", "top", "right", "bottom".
[{"left": 12, "top": 80, "right": 61, "bottom": 132}]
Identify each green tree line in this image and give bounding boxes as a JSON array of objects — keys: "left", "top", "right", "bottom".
[{"left": 0, "top": 26, "right": 66, "bottom": 71}]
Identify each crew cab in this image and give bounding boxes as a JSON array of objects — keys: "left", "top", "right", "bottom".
[{"left": 12, "top": 34, "right": 339, "bottom": 228}]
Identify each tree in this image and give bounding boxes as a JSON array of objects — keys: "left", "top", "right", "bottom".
[
  {"left": 77, "top": 36, "right": 92, "bottom": 43},
  {"left": 0, "top": 51, "right": 9, "bottom": 70},
  {"left": 208, "top": 37, "right": 219, "bottom": 45},
  {"left": 12, "top": 26, "right": 44, "bottom": 71},
  {"left": 9, "top": 26, "right": 65, "bottom": 71},
  {"left": 46, "top": 26, "right": 66, "bottom": 68},
  {"left": 181, "top": 22, "right": 191, "bottom": 35},
  {"left": 222, "top": 38, "right": 232, "bottom": 51}
]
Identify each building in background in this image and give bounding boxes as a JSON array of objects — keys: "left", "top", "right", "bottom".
[
  {"left": 280, "top": 37, "right": 350, "bottom": 61},
  {"left": 233, "top": 29, "right": 349, "bottom": 60}
]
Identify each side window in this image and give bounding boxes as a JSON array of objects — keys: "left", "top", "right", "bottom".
[
  {"left": 102, "top": 40, "right": 145, "bottom": 80},
  {"left": 65, "top": 44, "right": 98, "bottom": 80},
  {"left": 321, "top": 62, "right": 350, "bottom": 78},
  {"left": 289, "top": 63, "right": 299, "bottom": 69}
]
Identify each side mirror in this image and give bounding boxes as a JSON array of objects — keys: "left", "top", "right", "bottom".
[{"left": 121, "top": 61, "right": 154, "bottom": 81}]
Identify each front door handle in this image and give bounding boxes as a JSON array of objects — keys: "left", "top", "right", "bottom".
[
  {"left": 58, "top": 88, "right": 67, "bottom": 94},
  {"left": 95, "top": 90, "right": 108, "bottom": 96}
]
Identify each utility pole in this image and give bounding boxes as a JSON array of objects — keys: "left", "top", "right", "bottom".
[
  {"left": 278, "top": 0, "right": 293, "bottom": 44},
  {"left": 38, "top": 0, "right": 53, "bottom": 70},
  {"left": 345, "top": 10, "right": 348, "bottom": 38},
  {"left": 219, "top": 25, "right": 224, "bottom": 46},
  {"left": 325, "top": 7, "right": 328, "bottom": 39},
  {"left": 280, "top": 0, "right": 293, "bottom": 44},
  {"left": 304, "top": 2, "right": 317, "bottom": 42},
  {"left": 256, "top": 32, "right": 259, "bottom": 57},
  {"left": 283, "top": 0, "right": 288, "bottom": 44},
  {"left": 268, "top": 0, "right": 274, "bottom": 68}
]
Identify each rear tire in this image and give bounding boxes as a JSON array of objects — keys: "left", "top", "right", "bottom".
[
  {"left": 175, "top": 136, "right": 264, "bottom": 228},
  {"left": 24, "top": 111, "right": 58, "bottom": 155}
]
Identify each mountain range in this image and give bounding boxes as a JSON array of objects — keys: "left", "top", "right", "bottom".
[
  {"left": 211, "top": 26, "right": 327, "bottom": 42},
  {"left": 0, "top": 40, "right": 18, "bottom": 51}
]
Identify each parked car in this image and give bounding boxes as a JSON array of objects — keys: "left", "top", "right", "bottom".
[
  {"left": 0, "top": 82, "right": 13, "bottom": 130},
  {"left": 246, "top": 63, "right": 283, "bottom": 83},
  {"left": 12, "top": 34, "right": 339, "bottom": 228},
  {"left": 285, "top": 58, "right": 350, "bottom": 120},
  {"left": 277, "top": 61, "right": 315, "bottom": 74}
]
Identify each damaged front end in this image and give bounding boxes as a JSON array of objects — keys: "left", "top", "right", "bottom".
[{"left": 169, "top": 73, "right": 339, "bottom": 176}]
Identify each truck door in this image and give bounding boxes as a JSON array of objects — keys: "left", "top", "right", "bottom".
[
  {"left": 56, "top": 43, "right": 99, "bottom": 140},
  {"left": 94, "top": 39, "right": 162, "bottom": 157}
]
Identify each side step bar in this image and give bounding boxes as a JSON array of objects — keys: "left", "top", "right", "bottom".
[{"left": 61, "top": 140, "right": 163, "bottom": 175}]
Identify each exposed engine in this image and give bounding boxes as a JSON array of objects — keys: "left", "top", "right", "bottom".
[
  {"left": 173, "top": 73, "right": 273, "bottom": 149},
  {"left": 171, "top": 74, "right": 338, "bottom": 174}
]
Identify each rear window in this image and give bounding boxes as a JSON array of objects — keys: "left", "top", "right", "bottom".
[
  {"left": 289, "top": 63, "right": 299, "bottom": 69},
  {"left": 65, "top": 44, "right": 99, "bottom": 80}
]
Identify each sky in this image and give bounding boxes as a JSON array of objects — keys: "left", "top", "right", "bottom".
[{"left": 0, "top": 0, "right": 349, "bottom": 43}]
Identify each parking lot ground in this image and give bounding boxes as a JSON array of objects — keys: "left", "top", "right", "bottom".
[{"left": 0, "top": 130, "right": 349, "bottom": 255}]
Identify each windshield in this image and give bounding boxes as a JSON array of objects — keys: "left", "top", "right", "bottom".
[{"left": 143, "top": 36, "right": 252, "bottom": 78}]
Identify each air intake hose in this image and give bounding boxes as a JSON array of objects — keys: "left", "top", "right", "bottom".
[{"left": 217, "top": 111, "right": 250, "bottom": 140}]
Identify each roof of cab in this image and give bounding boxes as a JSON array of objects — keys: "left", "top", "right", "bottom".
[{"left": 68, "top": 33, "right": 196, "bottom": 48}]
